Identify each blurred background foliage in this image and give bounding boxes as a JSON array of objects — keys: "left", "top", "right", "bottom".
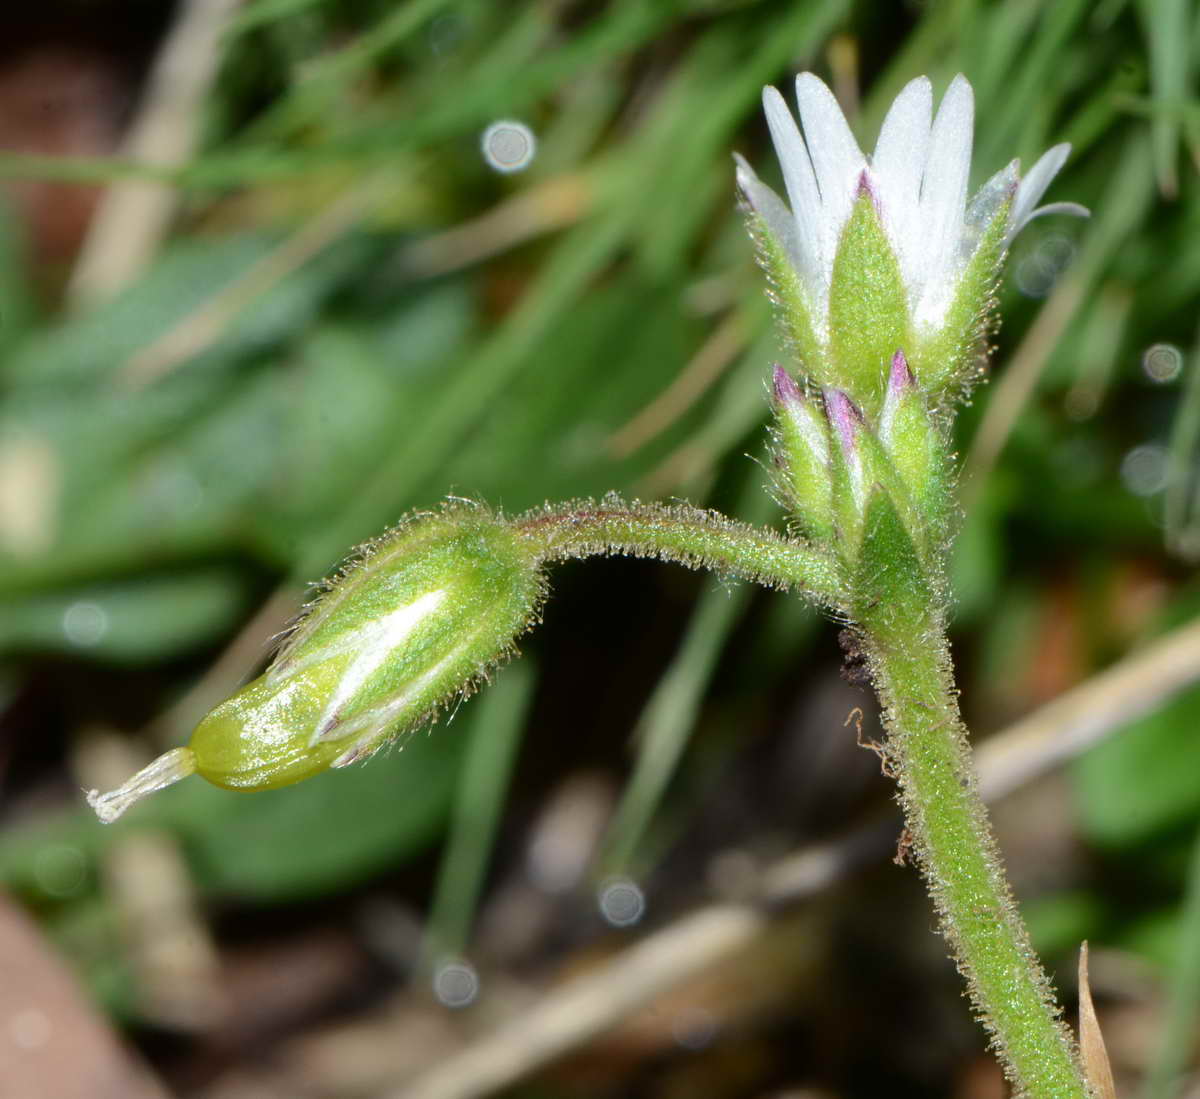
[{"left": 0, "top": 0, "right": 1198, "bottom": 1096}]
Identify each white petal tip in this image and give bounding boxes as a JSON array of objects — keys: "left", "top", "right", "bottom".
[
  {"left": 762, "top": 85, "right": 787, "bottom": 111},
  {"left": 795, "top": 71, "right": 830, "bottom": 92},
  {"left": 939, "top": 73, "right": 975, "bottom": 122}
]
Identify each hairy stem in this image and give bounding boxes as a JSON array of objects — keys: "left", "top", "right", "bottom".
[
  {"left": 863, "top": 607, "right": 1089, "bottom": 1099},
  {"left": 515, "top": 494, "right": 1086, "bottom": 1093},
  {"left": 514, "top": 497, "right": 840, "bottom": 604}
]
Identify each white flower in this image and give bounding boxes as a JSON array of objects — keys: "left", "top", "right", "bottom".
[{"left": 736, "top": 73, "right": 1088, "bottom": 339}]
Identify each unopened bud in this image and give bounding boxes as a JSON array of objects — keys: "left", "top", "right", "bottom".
[
  {"left": 824, "top": 388, "right": 868, "bottom": 510},
  {"left": 822, "top": 384, "right": 931, "bottom": 568},
  {"left": 771, "top": 365, "right": 834, "bottom": 542},
  {"left": 822, "top": 387, "right": 882, "bottom": 561},
  {"left": 879, "top": 349, "right": 916, "bottom": 442},
  {"left": 87, "top": 507, "right": 545, "bottom": 820},
  {"left": 878, "top": 349, "right": 949, "bottom": 535}
]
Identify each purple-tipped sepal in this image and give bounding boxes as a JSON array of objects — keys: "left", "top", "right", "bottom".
[
  {"left": 875, "top": 348, "right": 949, "bottom": 538},
  {"left": 769, "top": 365, "right": 835, "bottom": 543},
  {"left": 823, "top": 387, "right": 871, "bottom": 525},
  {"left": 824, "top": 387, "right": 866, "bottom": 487},
  {"left": 855, "top": 168, "right": 881, "bottom": 213},
  {"left": 772, "top": 363, "right": 803, "bottom": 409},
  {"left": 879, "top": 349, "right": 917, "bottom": 445}
]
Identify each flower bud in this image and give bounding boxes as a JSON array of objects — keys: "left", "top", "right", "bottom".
[
  {"left": 771, "top": 365, "right": 834, "bottom": 542},
  {"left": 878, "top": 350, "right": 950, "bottom": 535},
  {"left": 87, "top": 507, "right": 545, "bottom": 821},
  {"left": 824, "top": 388, "right": 873, "bottom": 554},
  {"left": 822, "top": 383, "right": 935, "bottom": 571}
]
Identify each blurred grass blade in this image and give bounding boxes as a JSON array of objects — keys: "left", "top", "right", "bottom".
[
  {"left": 1136, "top": 0, "right": 1192, "bottom": 196},
  {"left": 1165, "top": 327, "right": 1200, "bottom": 557},
  {"left": 600, "top": 484, "right": 774, "bottom": 874},
  {"left": 0, "top": 200, "right": 34, "bottom": 356},
  {"left": 230, "top": 0, "right": 356, "bottom": 35},
  {"left": 1062, "top": 283, "right": 1133, "bottom": 421},
  {"left": 423, "top": 659, "right": 536, "bottom": 962},
  {"left": 599, "top": 581, "right": 750, "bottom": 876},
  {"left": 243, "top": 0, "right": 462, "bottom": 141}
]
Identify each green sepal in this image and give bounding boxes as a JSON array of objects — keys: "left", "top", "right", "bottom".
[
  {"left": 911, "top": 198, "right": 1011, "bottom": 402},
  {"left": 850, "top": 487, "right": 936, "bottom": 632},
  {"left": 748, "top": 212, "right": 825, "bottom": 379},
  {"left": 824, "top": 394, "right": 870, "bottom": 566},
  {"left": 853, "top": 420, "right": 934, "bottom": 565},
  {"left": 771, "top": 370, "right": 835, "bottom": 543},
  {"left": 827, "top": 187, "right": 913, "bottom": 415},
  {"left": 880, "top": 379, "right": 953, "bottom": 544}
]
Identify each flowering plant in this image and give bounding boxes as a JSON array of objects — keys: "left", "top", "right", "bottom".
[{"left": 90, "top": 72, "right": 1097, "bottom": 1099}]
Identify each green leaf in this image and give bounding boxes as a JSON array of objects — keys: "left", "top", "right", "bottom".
[
  {"left": 3, "top": 233, "right": 363, "bottom": 387},
  {"left": 1072, "top": 683, "right": 1200, "bottom": 848},
  {"left": 0, "top": 568, "right": 250, "bottom": 664}
]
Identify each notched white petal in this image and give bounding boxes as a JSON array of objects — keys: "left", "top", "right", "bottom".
[
  {"left": 1029, "top": 201, "right": 1089, "bottom": 219},
  {"left": 794, "top": 73, "right": 866, "bottom": 200},
  {"left": 794, "top": 73, "right": 865, "bottom": 275},
  {"left": 743, "top": 68, "right": 1086, "bottom": 353},
  {"left": 966, "top": 161, "right": 1018, "bottom": 232},
  {"left": 958, "top": 160, "right": 1018, "bottom": 263},
  {"left": 873, "top": 76, "right": 933, "bottom": 176},
  {"left": 872, "top": 76, "right": 932, "bottom": 287},
  {"left": 761, "top": 86, "right": 824, "bottom": 274},
  {"left": 915, "top": 74, "right": 974, "bottom": 328}
]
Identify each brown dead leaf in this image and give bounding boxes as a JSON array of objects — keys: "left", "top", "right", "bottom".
[{"left": 1079, "top": 941, "right": 1118, "bottom": 1099}]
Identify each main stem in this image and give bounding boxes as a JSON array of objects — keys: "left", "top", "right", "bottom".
[
  {"left": 513, "top": 496, "right": 1091, "bottom": 1094},
  {"left": 862, "top": 605, "right": 1089, "bottom": 1099}
]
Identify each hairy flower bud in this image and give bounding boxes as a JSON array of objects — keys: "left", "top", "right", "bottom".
[
  {"left": 878, "top": 350, "right": 949, "bottom": 536},
  {"left": 811, "top": 376, "right": 940, "bottom": 572},
  {"left": 88, "top": 507, "right": 545, "bottom": 821},
  {"left": 771, "top": 365, "right": 835, "bottom": 542},
  {"left": 824, "top": 388, "right": 873, "bottom": 553}
]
